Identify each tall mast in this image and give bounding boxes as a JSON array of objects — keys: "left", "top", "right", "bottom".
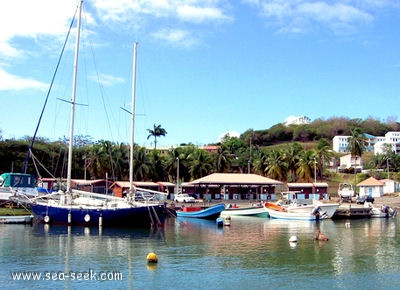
[
  {"left": 67, "top": 0, "right": 83, "bottom": 192},
  {"left": 129, "top": 42, "right": 138, "bottom": 196}
]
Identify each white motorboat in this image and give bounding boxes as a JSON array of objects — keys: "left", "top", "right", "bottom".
[
  {"left": 0, "top": 173, "right": 39, "bottom": 202},
  {"left": 366, "top": 203, "right": 397, "bottom": 218},
  {"left": 221, "top": 203, "right": 268, "bottom": 217},
  {"left": 338, "top": 183, "right": 355, "bottom": 202},
  {"left": 264, "top": 202, "right": 325, "bottom": 221},
  {"left": 285, "top": 199, "right": 339, "bottom": 219},
  {"left": 0, "top": 215, "right": 33, "bottom": 224}
]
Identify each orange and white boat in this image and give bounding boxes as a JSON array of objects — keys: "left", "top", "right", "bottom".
[{"left": 264, "top": 201, "right": 327, "bottom": 221}]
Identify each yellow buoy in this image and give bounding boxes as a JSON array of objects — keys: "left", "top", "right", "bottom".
[
  {"left": 147, "top": 264, "right": 157, "bottom": 271},
  {"left": 147, "top": 252, "right": 158, "bottom": 263}
]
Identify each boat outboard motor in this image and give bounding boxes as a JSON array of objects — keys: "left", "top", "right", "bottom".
[
  {"left": 312, "top": 206, "right": 327, "bottom": 220},
  {"left": 389, "top": 208, "right": 397, "bottom": 217},
  {"left": 312, "top": 206, "right": 321, "bottom": 216}
]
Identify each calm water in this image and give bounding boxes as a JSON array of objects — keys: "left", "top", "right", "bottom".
[{"left": 1, "top": 216, "right": 399, "bottom": 290}]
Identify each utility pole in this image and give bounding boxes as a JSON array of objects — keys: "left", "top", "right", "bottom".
[
  {"left": 248, "top": 135, "right": 252, "bottom": 174},
  {"left": 176, "top": 157, "right": 180, "bottom": 195}
]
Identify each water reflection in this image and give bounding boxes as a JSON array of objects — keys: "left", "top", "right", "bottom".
[{"left": 1, "top": 216, "right": 399, "bottom": 289}]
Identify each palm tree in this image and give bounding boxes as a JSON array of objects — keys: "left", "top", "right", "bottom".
[
  {"left": 264, "top": 149, "right": 287, "bottom": 181},
  {"left": 86, "top": 141, "right": 112, "bottom": 180},
  {"left": 132, "top": 147, "right": 151, "bottom": 180},
  {"left": 296, "top": 150, "right": 315, "bottom": 182},
  {"left": 147, "top": 124, "right": 167, "bottom": 149},
  {"left": 187, "top": 148, "right": 214, "bottom": 180},
  {"left": 253, "top": 149, "right": 268, "bottom": 176},
  {"left": 315, "top": 138, "right": 334, "bottom": 180},
  {"left": 347, "top": 128, "right": 367, "bottom": 172},
  {"left": 214, "top": 144, "right": 232, "bottom": 173},
  {"left": 282, "top": 142, "right": 303, "bottom": 182},
  {"left": 148, "top": 149, "right": 165, "bottom": 181}
]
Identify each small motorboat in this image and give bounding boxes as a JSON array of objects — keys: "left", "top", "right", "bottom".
[
  {"left": 221, "top": 203, "right": 268, "bottom": 217},
  {"left": 264, "top": 200, "right": 338, "bottom": 219},
  {"left": 285, "top": 200, "right": 339, "bottom": 219},
  {"left": 264, "top": 202, "right": 325, "bottom": 221},
  {"left": 176, "top": 203, "right": 225, "bottom": 220},
  {"left": 338, "top": 183, "right": 355, "bottom": 202},
  {"left": 0, "top": 215, "right": 33, "bottom": 224},
  {"left": 368, "top": 204, "right": 397, "bottom": 218}
]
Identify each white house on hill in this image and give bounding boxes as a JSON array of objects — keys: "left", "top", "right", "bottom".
[
  {"left": 338, "top": 154, "right": 363, "bottom": 171},
  {"left": 333, "top": 131, "right": 400, "bottom": 155},
  {"left": 374, "top": 132, "right": 400, "bottom": 154},
  {"left": 284, "top": 115, "right": 311, "bottom": 126}
]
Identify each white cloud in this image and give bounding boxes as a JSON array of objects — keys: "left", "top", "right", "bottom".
[
  {"left": 152, "top": 29, "right": 199, "bottom": 48},
  {"left": 0, "top": 69, "right": 47, "bottom": 91},
  {"left": 297, "top": 2, "right": 372, "bottom": 23},
  {"left": 0, "top": 0, "right": 76, "bottom": 58},
  {"left": 93, "top": 0, "right": 232, "bottom": 47},
  {"left": 177, "top": 5, "right": 233, "bottom": 24},
  {"left": 217, "top": 131, "right": 240, "bottom": 142},
  {"left": 94, "top": 0, "right": 231, "bottom": 24},
  {"left": 88, "top": 73, "right": 125, "bottom": 87},
  {"left": 250, "top": 0, "right": 376, "bottom": 34}
]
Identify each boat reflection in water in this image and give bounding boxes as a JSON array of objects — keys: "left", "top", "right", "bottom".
[{"left": 1, "top": 216, "right": 399, "bottom": 289}]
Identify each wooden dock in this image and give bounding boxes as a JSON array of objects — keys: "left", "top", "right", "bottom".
[{"left": 332, "top": 204, "right": 371, "bottom": 219}]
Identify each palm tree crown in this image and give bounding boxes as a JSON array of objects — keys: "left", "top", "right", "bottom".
[
  {"left": 347, "top": 128, "right": 367, "bottom": 158},
  {"left": 147, "top": 124, "right": 167, "bottom": 149}
]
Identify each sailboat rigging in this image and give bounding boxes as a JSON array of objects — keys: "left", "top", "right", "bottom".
[
  {"left": 28, "top": 1, "right": 166, "bottom": 227},
  {"left": 129, "top": 43, "right": 137, "bottom": 199}
]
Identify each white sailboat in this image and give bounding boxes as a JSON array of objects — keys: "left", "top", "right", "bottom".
[{"left": 29, "top": 1, "right": 166, "bottom": 227}]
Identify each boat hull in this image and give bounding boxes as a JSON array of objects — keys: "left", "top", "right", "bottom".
[
  {"left": 176, "top": 204, "right": 225, "bottom": 220},
  {"left": 221, "top": 206, "right": 267, "bottom": 217},
  {"left": 370, "top": 205, "right": 397, "bottom": 218},
  {"left": 264, "top": 203, "right": 323, "bottom": 221},
  {"left": 287, "top": 203, "right": 339, "bottom": 219},
  {"left": 30, "top": 203, "right": 166, "bottom": 227},
  {"left": 266, "top": 208, "right": 322, "bottom": 221},
  {"left": 0, "top": 215, "right": 33, "bottom": 224}
]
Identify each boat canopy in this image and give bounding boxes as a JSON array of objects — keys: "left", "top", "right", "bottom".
[{"left": 0, "top": 173, "right": 36, "bottom": 188}]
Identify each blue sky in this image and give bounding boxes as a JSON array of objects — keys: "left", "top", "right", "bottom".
[{"left": 1, "top": 0, "right": 400, "bottom": 148}]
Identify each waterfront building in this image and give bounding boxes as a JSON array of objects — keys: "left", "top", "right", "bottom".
[
  {"left": 357, "top": 177, "right": 384, "bottom": 198},
  {"left": 285, "top": 182, "right": 329, "bottom": 200},
  {"left": 183, "top": 173, "right": 283, "bottom": 201}
]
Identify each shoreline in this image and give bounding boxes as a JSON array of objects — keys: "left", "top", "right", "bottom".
[{"left": 172, "top": 193, "right": 400, "bottom": 210}]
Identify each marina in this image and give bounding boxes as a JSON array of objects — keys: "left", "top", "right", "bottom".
[
  {"left": 1, "top": 1, "right": 400, "bottom": 288},
  {"left": 1, "top": 214, "right": 399, "bottom": 289}
]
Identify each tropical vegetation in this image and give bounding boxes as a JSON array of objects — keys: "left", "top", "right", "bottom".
[{"left": 1, "top": 117, "right": 399, "bottom": 189}]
